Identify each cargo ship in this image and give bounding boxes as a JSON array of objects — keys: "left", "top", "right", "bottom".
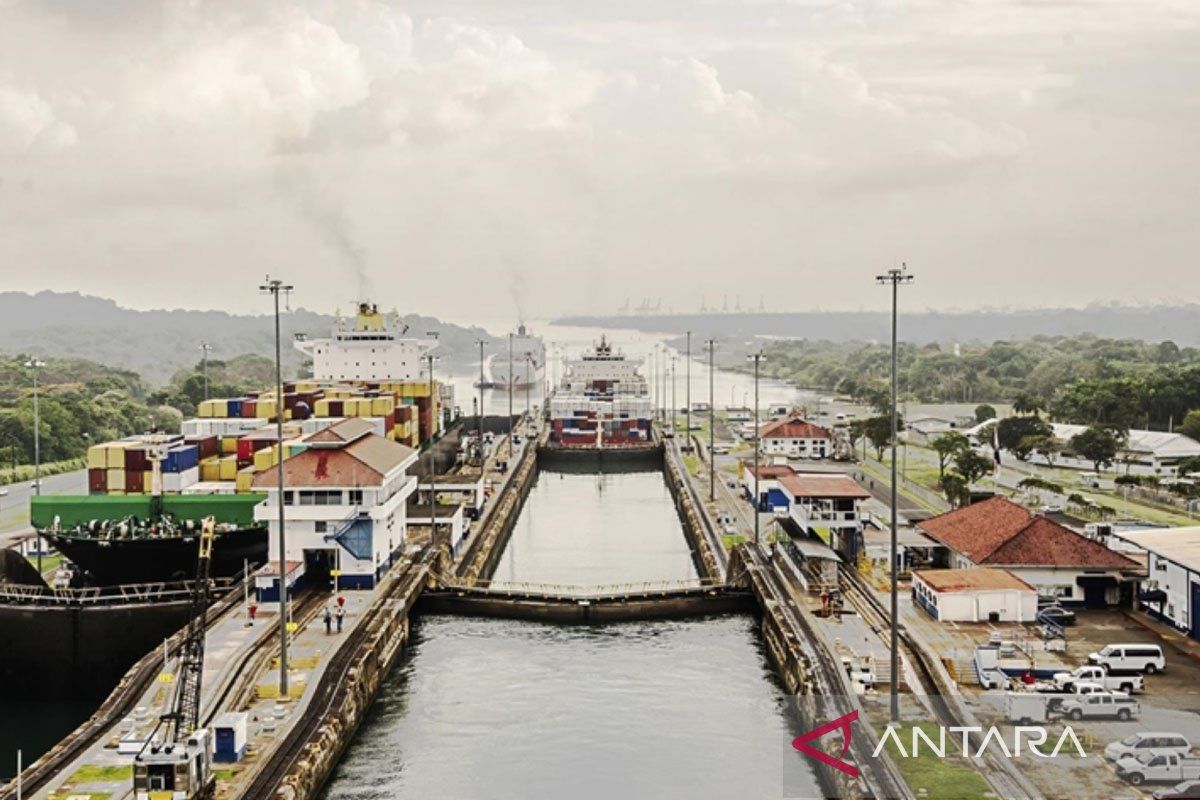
[
  {"left": 546, "top": 336, "right": 654, "bottom": 447},
  {"left": 32, "top": 493, "right": 268, "bottom": 586},
  {"left": 477, "top": 324, "right": 545, "bottom": 390}
]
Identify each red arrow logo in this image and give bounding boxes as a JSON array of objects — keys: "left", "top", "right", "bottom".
[{"left": 791, "top": 709, "right": 860, "bottom": 778}]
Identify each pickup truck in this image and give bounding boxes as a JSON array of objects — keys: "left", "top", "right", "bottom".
[
  {"left": 1058, "top": 691, "right": 1139, "bottom": 721},
  {"left": 1053, "top": 666, "right": 1144, "bottom": 694},
  {"left": 1117, "top": 752, "right": 1200, "bottom": 786}
]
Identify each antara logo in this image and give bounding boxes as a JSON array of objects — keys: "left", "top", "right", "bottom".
[{"left": 792, "top": 711, "right": 1088, "bottom": 775}]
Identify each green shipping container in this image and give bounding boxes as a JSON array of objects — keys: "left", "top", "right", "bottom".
[{"left": 31, "top": 493, "right": 267, "bottom": 528}]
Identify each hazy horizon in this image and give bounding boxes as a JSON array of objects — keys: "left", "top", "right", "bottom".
[{"left": 2, "top": 1, "right": 1197, "bottom": 322}]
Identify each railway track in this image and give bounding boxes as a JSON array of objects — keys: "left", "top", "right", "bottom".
[{"left": 235, "top": 548, "right": 438, "bottom": 799}]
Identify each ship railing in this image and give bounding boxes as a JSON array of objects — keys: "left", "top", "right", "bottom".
[
  {"left": 0, "top": 576, "right": 241, "bottom": 607},
  {"left": 439, "top": 577, "right": 728, "bottom": 601}
]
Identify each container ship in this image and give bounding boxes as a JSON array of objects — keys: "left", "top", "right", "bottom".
[
  {"left": 547, "top": 336, "right": 654, "bottom": 447},
  {"left": 477, "top": 324, "right": 546, "bottom": 390}
]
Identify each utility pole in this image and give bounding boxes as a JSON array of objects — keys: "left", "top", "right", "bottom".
[
  {"left": 475, "top": 338, "right": 486, "bottom": 476},
  {"left": 199, "top": 342, "right": 213, "bottom": 401},
  {"left": 685, "top": 331, "right": 692, "bottom": 451},
  {"left": 747, "top": 351, "right": 766, "bottom": 545},
  {"left": 525, "top": 354, "right": 531, "bottom": 424},
  {"left": 25, "top": 357, "right": 44, "bottom": 573},
  {"left": 507, "top": 332, "right": 514, "bottom": 459},
  {"left": 876, "top": 263, "right": 913, "bottom": 725},
  {"left": 705, "top": 338, "right": 716, "bottom": 501},
  {"left": 259, "top": 276, "right": 292, "bottom": 697}
]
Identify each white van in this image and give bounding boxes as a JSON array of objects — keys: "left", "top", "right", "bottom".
[
  {"left": 1088, "top": 644, "right": 1166, "bottom": 674},
  {"left": 1105, "top": 732, "right": 1192, "bottom": 763}
]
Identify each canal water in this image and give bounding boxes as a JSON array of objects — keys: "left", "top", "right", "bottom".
[{"left": 321, "top": 467, "right": 821, "bottom": 799}]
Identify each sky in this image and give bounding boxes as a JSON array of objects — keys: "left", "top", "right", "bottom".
[{"left": 0, "top": 0, "right": 1198, "bottom": 327}]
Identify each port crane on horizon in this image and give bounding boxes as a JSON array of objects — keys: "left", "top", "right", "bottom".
[{"left": 132, "top": 516, "right": 218, "bottom": 800}]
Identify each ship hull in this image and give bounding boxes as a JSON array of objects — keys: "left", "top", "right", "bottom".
[{"left": 43, "top": 526, "right": 270, "bottom": 585}]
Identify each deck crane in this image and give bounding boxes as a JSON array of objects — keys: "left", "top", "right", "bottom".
[{"left": 132, "top": 515, "right": 218, "bottom": 800}]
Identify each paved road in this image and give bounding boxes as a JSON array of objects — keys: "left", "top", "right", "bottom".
[{"left": 0, "top": 469, "right": 87, "bottom": 546}]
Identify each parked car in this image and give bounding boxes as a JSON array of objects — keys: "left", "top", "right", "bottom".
[
  {"left": 1059, "top": 692, "right": 1139, "bottom": 721},
  {"left": 1117, "top": 752, "right": 1200, "bottom": 786},
  {"left": 1054, "top": 666, "right": 1143, "bottom": 694},
  {"left": 1037, "top": 605, "right": 1077, "bottom": 627},
  {"left": 1089, "top": 644, "right": 1166, "bottom": 674},
  {"left": 1106, "top": 733, "right": 1192, "bottom": 763},
  {"left": 1154, "top": 780, "right": 1200, "bottom": 799},
  {"left": 1041, "top": 504, "right": 1065, "bottom": 513}
]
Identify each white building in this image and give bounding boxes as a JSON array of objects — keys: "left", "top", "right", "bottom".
[
  {"left": 294, "top": 302, "right": 436, "bottom": 383},
  {"left": 252, "top": 418, "right": 418, "bottom": 589},
  {"left": 1116, "top": 527, "right": 1200, "bottom": 640},
  {"left": 917, "top": 496, "right": 1141, "bottom": 606},
  {"left": 913, "top": 568, "right": 1038, "bottom": 623},
  {"left": 778, "top": 472, "right": 869, "bottom": 557},
  {"left": 1050, "top": 423, "right": 1200, "bottom": 477},
  {"left": 757, "top": 416, "right": 833, "bottom": 459}
]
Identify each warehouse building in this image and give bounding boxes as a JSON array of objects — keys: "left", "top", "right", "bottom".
[{"left": 1116, "top": 527, "right": 1200, "bottom": 639}]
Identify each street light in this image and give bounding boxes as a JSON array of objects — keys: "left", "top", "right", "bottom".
[
  {"left": 25, "top": 357, "right": 44, "bottom": 574},
  {"left": 259, "top": 276, "right": 292, "bottom": 697},
  {"left": 423, "top": 336, "right": 440, "bottom": 548},
  {"left": 705, "top": 338, "right": 717, "bottom": 501},
  {"left": 199, "top": 342, "right": 213, "bottom": 401},
  {"left": 507, "top": 332, "right": 514, "bottom": 459},
  {"left": 685, "top": 331, "right": 692, "bottom": 452},
  {"left": 475, "top": 338, "right": 486, "bottom": 476},
  {"left": 670, "top": 356, "right": 677, "bottom": 442},
  {"left": 746, "top": 350, "right": 766, "bottom": 545},
  {"left": 876, "top": 262, "right": 914, "bottom": 725}
]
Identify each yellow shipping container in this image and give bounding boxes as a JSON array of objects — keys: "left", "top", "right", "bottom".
[
  {"left": 315, "top": 399, "right": 331, "bottom": 417},
  {"left": 220, "top": 436, "right": 238, "bottom": 455},
  {"left": 106, "top": 468, "right": 125, "bottom": 488},
  {"left": 200, "top": 458, "right": 221, "bottom": 482},
  {"left": 371, "top": 396, "right": 395, "bottom": 416},
  {"left": 236, "top": 466, "right": 256, "bottom": 494},
  {"left": 253, "top": 444, "right": 279, "bottom": 472},
  {"left": 258, "top": 400, "right": 278, "bottom": 420},
  {"left": 219, "top": 455, "right": 238, "bottom": 481},
  {"left": 87, "top": 444, "right": 109, "bottom": 469},
  {"left": 106, "top": 443, "right": 128, "bottom": 468},
  {"left": 143, "top": 472, "right": 154, "bottom": 493}
]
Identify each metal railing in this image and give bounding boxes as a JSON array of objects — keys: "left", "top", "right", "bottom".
[
  {"left": 442, "top": 577, "right": 728, "bottom": 601},
  {"left": 0, "top": 575, "right": 243, "bottom": 607}
]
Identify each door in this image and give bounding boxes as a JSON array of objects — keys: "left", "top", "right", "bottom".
[{"left": 1190, "top": 582, "right": 1200, "bottom": 640}]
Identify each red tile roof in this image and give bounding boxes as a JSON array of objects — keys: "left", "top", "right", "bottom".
[
  {"left": 746, "top": 464, "right": 797, "bottom": 479},
  {"left": 917, "top": 496, "right": 1139, "bottom": 570},
  {"left": 779, "top": 473, "right": 870, "bottom": 500},
  {"left": 759, "top": 416, "right": 832, "bottom": 440}
]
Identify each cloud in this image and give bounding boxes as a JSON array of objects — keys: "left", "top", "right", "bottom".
[{"left": 0, "top": 80, "right": 77, "bottom": 152}]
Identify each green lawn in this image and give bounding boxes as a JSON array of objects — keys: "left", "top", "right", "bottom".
[
  {"left": 722, "top": 533, "right": 748, "bottom": 549},
  {"left": 876, "top": 722, "right": 992, "bottom": 800},
  {"left": 67, "top": 763, "right": 132, "bottom": 783}
]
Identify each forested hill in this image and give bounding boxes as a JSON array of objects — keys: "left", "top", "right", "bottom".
[
  {"left": 0, "top": 291, "right": 497, "bottom": 383},
  {"left": 557, "top": 305, "right": 1200, "bottom": 347}
]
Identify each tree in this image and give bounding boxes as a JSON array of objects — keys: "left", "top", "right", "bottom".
[
  {"left": 1027, "top": 434, "right": 1062, "bottom": 466},
  {"left": 930, "top": 431, "right": 969, "bottom": 477},
  {"left": 953, "top": 449, "right": 993, "bottom": 485},
  {"left": 1011, "top": 392, "right": 1045, "bottom": 417},
  {"left": 1070, "top": 425, "right": 1120, "bottom": 473},
  {"left": 974, "top": 404, "right": 997, "bottom": 424},
  {"left": 1180, "top": 410, "right": 1200, "bottom": 443},
  {"left": 996, "top": 415, "right": 1052, "bottom": 452},
  {"left": 939, "top": 473, "right": 970, "bottom": 508},
  {"left": 863, "top": 415, "right": 897, "bottom": 461}
]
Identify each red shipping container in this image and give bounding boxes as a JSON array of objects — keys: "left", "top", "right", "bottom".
[
  {"left": 241, "top": 400, "right": 257, "bottom": 418},
  {"left": 185, "top": 435, "right": 218, "bottom": 460},
  {"left": 124, "top": 447, "right": 150, "bottom": 471},
  {"left": 384, "top": 411, "right": 395, "bottom": 433},
  {"left": 236, "top": 436, "right": 273, "bottom": 462},
  {"left": 328, "top": 400, "right": 343, "bottom": 417},
  {"left": 125, "top": 469, "right": 145, "bottom": 494},
  {"left": 88, "top": 467, "right": 107, "bottom": 493}
]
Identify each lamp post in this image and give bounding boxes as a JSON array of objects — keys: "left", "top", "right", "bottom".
[
  {"left": 670, "top": 356, "right": 677, "bottom": 442},
  {"left": 259, "top": 276, "right": 292, "bottom": 697},
  {"left": 475, "top": 338, "right": 486, "bottom": 475},
  {"left": 525, "top": 353, "right": 532, "bottom": 425},
  {"left": 876, "top": 262, "right": 914, "bottom": 725},
  {"left": 424, "top": 341, "right": 440, "bottom": 548},
  {"left": 705, "top": 338, "right": 716, "bottom": 501},
  {"left": 747, "top": 351, "right": 766, "bottom": 545},
  {"left": 507, "top": 332, "right": 514, "bottom": 458},
  {"left": 685, "top": 331, "right": 692, "bottom": 451},
  {"left": 25, "top": 357, "right": 44, "bottom": 573},
  {"left": 199, "top": 342, "right": 213, "bottom": 401}
]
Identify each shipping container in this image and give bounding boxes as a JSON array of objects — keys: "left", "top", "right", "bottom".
[
  {"left": 123, "top": 446, "right": 150, "bottom": 472},
  {"left": 106, "top": 468, "right": 125, "bottom": 489},
  {"left": 241, "top": 400, "right": 257, "bottom": 419},
  {"left": 235, "top": 466, "right": 256, "bottom": 494},
  {"left": 86, "top": 444, "right": 109, "bottom": 470},
  {"left": 252, "top": 444, "right": 279, "bottom": 473},
  {"left": 163, "top": 466, "right": 200, "bottom": 493},
  {"left": 163, "top": 445, "right": 200, "bottom": 473},
  {"left": 200, "top": 457, "right": 221, "bottom": 482},
  {"left": 88, "top": 467, "right": 107, "bottom": 493},
  {"left": 226, "top": 399, "right": 244, "bottom": 417},
  {"left": 219, "top": 455, "right": 238, "bottom": 481},
  {"left": 143, "top": 471, "right": 154, "bottom": 493},
  {"left": 105, "top": 443, "right": 128, "bottom": 469},
  {"left": 186, "top": 435, "right": 219, "bottom": 460},
  {"left": 124, "top": 469, "right": 145, "bottom": 494}
]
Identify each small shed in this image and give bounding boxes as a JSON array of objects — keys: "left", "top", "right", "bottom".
[
  {"left": 213, "top": 712, "right": 248, "bottom": 762},
  {"left": 912, "top": 567, "right": 1037, "bottom": 623},
  {"left": 254, "top": 559, "right": 304, "bottom": 603}
]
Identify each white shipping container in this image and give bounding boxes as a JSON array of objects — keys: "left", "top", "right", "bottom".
[
  {"left": 182, "top": 481, "right": 236, "bottom": 495},
  {"left": 162, "top": 466, "right": 201, "bottom": 493}
]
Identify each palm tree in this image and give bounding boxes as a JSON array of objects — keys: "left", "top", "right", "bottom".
[{"left": 1012, "top": 392, "right": 1045, "bottom": 417}]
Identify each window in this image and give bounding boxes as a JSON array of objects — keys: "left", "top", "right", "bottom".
[
  {"left": 298, "top": 490, "right": 343, "bottom": 506},
  {"left": 349, "top": 489, "right": 364, "bottom": 505},
  {"left": 315, "top": 521, "right": 328, "bottom": 533},
  {"left": 283, "top": 491, "right": 295, "bottom": 505}
]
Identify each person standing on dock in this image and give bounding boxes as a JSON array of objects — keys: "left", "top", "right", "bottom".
[
  {"left": 336, "top": 605, "right": 345, "bottom": 633},
  {"left": 323, "top": 606, "right": 333, "bottom": 635}
]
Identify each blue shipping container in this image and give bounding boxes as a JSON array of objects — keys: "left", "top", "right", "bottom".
[
  {"left": 227, "top": 399, "right": 244, "bottom": 416},
  {"left": 164, "top": 445, "right": 200, "bottom": 473}
]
